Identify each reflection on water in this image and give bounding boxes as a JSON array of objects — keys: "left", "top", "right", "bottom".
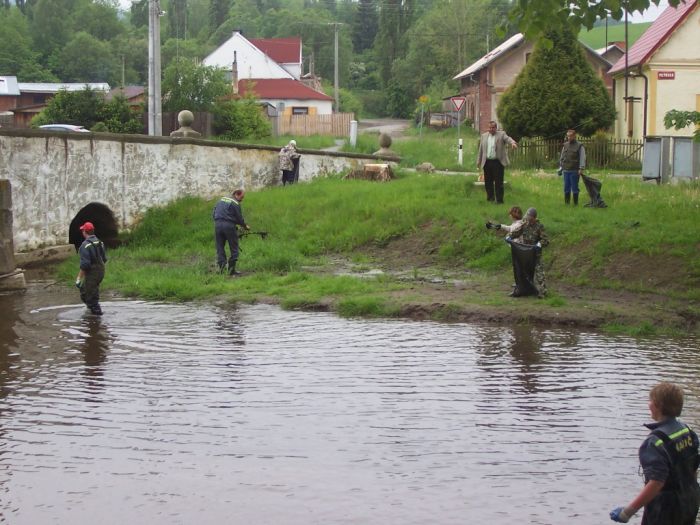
[{"left": 0, "top": 284, "right": 698, "bottom": 525}]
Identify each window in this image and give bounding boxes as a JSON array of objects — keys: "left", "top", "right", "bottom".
[{"left": 292, "top": 107, "right": 309, "bottom": 115}]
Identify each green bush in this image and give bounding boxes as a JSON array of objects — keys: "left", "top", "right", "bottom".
[{"left": 213, "top": 96, "right": 271, "bottom": 140}]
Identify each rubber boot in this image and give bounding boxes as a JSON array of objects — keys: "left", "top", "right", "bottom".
[
  {"left": 573, "top": 193, "right": 579, "bottom": 206},
  {"left": 564, "top": 192, "right": 570, "bottom": 205},
  {"left": 228, "top": 261, "right": 241, "bottom": 277}
]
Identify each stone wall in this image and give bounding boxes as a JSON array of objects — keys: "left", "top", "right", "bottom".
[{"left": 0, "top": 129, "right": 385, "bottom": 251}]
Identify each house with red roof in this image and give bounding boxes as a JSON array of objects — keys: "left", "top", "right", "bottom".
[
  {"left": 203, "top": 31, "right": 333, "bottom": 116},
  {"left": 609, "top": 0, "right": 699, "bottom": 139}
]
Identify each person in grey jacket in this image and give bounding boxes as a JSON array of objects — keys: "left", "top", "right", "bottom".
[
  {"left": 559, "top": 128, "right": 586, "bottom": 205},
  {"left": 476, "top": 121, "right": 518, "bottom": 204}
]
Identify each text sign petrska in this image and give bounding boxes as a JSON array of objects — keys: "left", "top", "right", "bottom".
[{"left": 657, "top": 71, "right": 675, "bottom": 80}]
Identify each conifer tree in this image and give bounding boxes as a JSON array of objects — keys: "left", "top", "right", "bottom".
[{"left": 497, "top": 26, "right": 615, "bottom": 139}]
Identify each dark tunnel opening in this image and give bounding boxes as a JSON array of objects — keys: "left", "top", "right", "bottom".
[{"left": 69, "top": 203, "right": 120, "bottom": 252}]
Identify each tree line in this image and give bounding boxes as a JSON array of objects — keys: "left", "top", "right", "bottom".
[{"left": 0, "top": 0, "right": 514, "bottom": 118}]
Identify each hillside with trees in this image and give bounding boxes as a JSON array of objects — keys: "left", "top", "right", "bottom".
[{"left": 0, "top": 0, "right": 517, "bottom": 118}]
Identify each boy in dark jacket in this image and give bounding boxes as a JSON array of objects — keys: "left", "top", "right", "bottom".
[{"left": 76, "top": 221, "right": 108, "bottom": 315}]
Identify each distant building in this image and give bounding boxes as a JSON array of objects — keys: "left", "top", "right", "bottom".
[
  {"left": 203, "top": 31, "right": 332, "bottom": 116},
  {"left": 608, "top": 0, "right": 699, "bottom": 139},
  {"left": 453, "top": 34, "right": 613, "bottom": 133},
  {"left": 0, "top": 76, "right": 110, "bottom": 128}
]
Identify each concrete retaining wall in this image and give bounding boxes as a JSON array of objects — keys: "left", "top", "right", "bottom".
[{"left": 0, "top": 129, "right": 385, "bottom": 251}]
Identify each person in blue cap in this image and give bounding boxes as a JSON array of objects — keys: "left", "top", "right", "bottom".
[{"left": 610, "top": 382, "right": 700, "bottom": 524}]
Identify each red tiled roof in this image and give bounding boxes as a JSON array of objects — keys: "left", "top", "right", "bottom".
[
  {"left": 238, "top": 78, "right": 332, "bottom": 101},
  {"left": 609, "top": 0, "right": 698, "bottom": 74},
  {"left": 249, "top": 38, "right": 301, "bottom": 64}
]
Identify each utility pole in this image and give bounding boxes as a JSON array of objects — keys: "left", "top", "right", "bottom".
[
  {"left": 333, "top": 22, "right": 340, "bottom": 113},
  {"left": 148, "top": 0, "right": 163, "bottom": 136}
]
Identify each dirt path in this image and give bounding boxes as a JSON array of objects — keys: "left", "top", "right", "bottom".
[{"left": 358, "top": 118, "right": 412, "bottom": 137}]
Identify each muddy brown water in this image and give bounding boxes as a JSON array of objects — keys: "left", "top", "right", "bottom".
[{"left": 1, "top": 279, "right": 699, "bottom": 524}]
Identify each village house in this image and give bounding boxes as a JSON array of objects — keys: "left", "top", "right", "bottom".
[
  {"left": 453, "top": 34, "right": 613, "bottom": 133},
  {"left": 202, "top": 31, "right": 332, "bottom": 117},
  {"left": 0, "top": 76, "right": 109, "bottom": 128},
  {"left": 608, "top": 0, "right": 700, "bottom": 140}
]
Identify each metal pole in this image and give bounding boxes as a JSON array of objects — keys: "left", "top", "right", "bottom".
[
  {"left": 334, "top": 23, "right": 339, "bottom": 113},
  {"left": 148, "top": 0, "right": 155, "bottom": 135},
  {"left": 148, "top": 0, "right": 163, "bottom": 136}
]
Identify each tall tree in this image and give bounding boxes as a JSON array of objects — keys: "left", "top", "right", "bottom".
[
  {"left": 497, "top": 26, "right": 616, "bottom": 139},
  {"left": 130, "top": 0, "right": 148, "bottom": 28},
  {"left": 29, "top": 0, "right": 75, "bottom": 60},
  {"left": 168, "top": 0, "right": 188, "bottom": 38},
  {"left": 374, "top": 0, "right": 415, "bottom": 85},
  {"left": 0, "top": 6, "right": 56, "bottom": 80},
  {"left": 161, "top": 59, "right": 230, "bottom": 112},
  {"left": 53, "top": 31, "right": 120, "bottom": 83},
  {"left": 352, "top": 0, "right": 377, "bottom": 53},
  {"left": 209, "top": 0, "right": 230, "bottom": 31}
]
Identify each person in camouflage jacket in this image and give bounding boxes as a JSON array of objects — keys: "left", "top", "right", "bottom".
[{"left": 508, "top": 207, "right": 549, "bottom": 298}]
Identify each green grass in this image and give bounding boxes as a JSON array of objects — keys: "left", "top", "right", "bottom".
[
  {"left": 578, "top": 22, "right": 652, "bottom": 49},
  {"left": 342, "top": 126, "right": 480, "bottom": 171},
  {"left": 57, "top": 172, "right": 700, "bottom": 325},
  {"left": 230, "top": 134, "right": 339, "bottom": 150}
]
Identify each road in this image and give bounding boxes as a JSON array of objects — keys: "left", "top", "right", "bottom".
[{"left": 357, "top": 118, "right": 411, "bottom": 138}]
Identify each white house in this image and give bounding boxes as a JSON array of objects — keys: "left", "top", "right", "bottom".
[
  {"left": 203, "top": 31, "right": 295, "bottom": 80},
  {"left": 204, "top": 31, "right": 333, "bottom": 117}
]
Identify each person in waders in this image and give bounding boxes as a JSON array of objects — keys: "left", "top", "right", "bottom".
[
  {"left": 212, "top": 189, "right": 250, "bottom": 276},
  {"left": 75, "top": 221, "right": 108, "bottom": 316},
  {"left": 610, "top": 382, "right": 700, "bottom": 524}
]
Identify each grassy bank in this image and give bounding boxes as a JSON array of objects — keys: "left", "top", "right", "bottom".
[
  {"left": 344, "top": 127, "right": 480, "bottom": 171},
  {"left": 58, "top": 171, "right": 700, "bottom": 334}
]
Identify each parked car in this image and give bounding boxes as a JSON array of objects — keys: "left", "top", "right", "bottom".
[{"left": 39, "top": 124, "right": 90, "bottom": 133}]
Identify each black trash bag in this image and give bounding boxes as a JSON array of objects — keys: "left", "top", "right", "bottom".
[
  {"left": 508, "top": 240, "right": 538, "bottom": 297},
  {"left": 582, "top": 174, "right": 607, "bottom": 208}
]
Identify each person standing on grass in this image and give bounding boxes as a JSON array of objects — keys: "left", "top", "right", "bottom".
[
  {"left": 212, "top": 189, "right": 250, "bottom": 276},
  {"left": 559, "top": 128, "right": 586, "bottom": 206},
  {"left": 610, "top": 382, "right": 699, "bottom": 524},
  {"left": 476, "top": 120, "right": 518, "bottom": 204},
  {"left": 486, "top": 206, "right": 524, "bottom": 237},
  {"left": 75, "top": 221, "right": 108, "bottom": 316},
  {"left": 279, "top": 140, "right": 300, "bottom": 186}
]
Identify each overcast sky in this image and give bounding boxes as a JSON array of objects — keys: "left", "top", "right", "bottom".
[{"left": 116, "top": 0, "right": 669, "bottom": 23}]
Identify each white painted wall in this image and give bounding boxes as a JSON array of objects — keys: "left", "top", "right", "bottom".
[
  {"left": 203, "top": 32, "right": 293, "bottom": 80},
  {"left": 0, "top": 131, "right": 379, "bottom": 251}
]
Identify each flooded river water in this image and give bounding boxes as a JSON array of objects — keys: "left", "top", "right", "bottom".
[{"left": 1, "top": 280, "right": 699, "bottom": 524}]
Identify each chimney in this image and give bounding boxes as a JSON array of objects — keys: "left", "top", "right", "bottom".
[{"left": 232, "top": 51, "right": 239, "bottom": 95}]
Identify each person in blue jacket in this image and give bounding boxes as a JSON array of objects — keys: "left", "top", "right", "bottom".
[
  {"left": 212, "top": 189, "right": 250, "bottom": 276},
  {"left": 75, "top": 221, "right": 108, "bottom": 315},
  {"left": 611, "top": 382, "right": 700, "bottom": 524}
]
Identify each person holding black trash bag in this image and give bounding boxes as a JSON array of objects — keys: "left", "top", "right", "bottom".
[{"left": 505, "top": 207, "right": 548, "bottom": 298}]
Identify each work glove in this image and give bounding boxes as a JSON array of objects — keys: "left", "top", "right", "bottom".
[
  {"left": 505, "top": 236, "right": 513, "bottom": 244},
  {"left": 535, "top": 241, "right": 542, "bottom": 254},
  {"left": 557, "top": 167, "right": 563, "bottom": 177},
  {"left": 485, "top": 221, "right": 495, "bottom": 230},
  {"left": 610, "top": 507, "right": 631, "bottom": 523},
  {"left": 75, "top": 278, "right": 83, "bottom": 289}
]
